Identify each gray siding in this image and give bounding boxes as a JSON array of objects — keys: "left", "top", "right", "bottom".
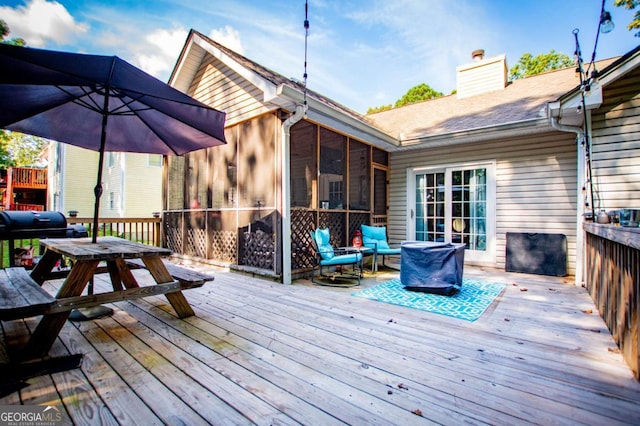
[
  {"left": 389, "top": 131, "right": 578, "bottom": 274},
  {"left": 591, "top": 68, "right": 640, "bottom": 210}
]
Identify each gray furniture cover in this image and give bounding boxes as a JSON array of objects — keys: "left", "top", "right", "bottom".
[{"left": 400, "top": 242, "right": 465, "bottom": 295}]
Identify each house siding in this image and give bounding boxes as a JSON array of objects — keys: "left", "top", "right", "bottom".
[
  {"left": 50, "top": 143, "right": 162, "bottom": 218},
  {"left": 61, "top": 144, "right": 99, "bottom": 217},
  {"left": 388, "top": 131, "right": 578, "bottom": 275},
  {"left": 122, "top": 154, "right": 163, "bottom": 217},
  {"left": 188, "top": 55, "right": 272, "bottom": 125},
  {"left": 590, "top": 67, "right": 640, "bottom": 210}
]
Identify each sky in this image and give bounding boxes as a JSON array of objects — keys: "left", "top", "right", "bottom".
[{"left": 1, "top": 0, "right": 638, "bottom": 114}]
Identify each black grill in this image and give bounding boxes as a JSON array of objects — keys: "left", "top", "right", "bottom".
[{"left": 0, "top": 211, "right": 88, "bottom": 266}]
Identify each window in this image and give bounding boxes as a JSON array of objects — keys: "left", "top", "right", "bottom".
[
  {"left": 107, "top": 152, "right": 116, "bottom": 168},
  {"left": 148, "top": 154, "right": 162, "bottom": 167}
]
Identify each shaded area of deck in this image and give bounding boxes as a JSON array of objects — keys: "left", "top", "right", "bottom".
[{"left": 1, "top": 265, "right": 639, "bottom": 425}]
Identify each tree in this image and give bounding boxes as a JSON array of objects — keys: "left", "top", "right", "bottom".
[
  {"left": 0, "top": 131, "right": 13, "bottom": 169},
  {"left": 614, "top": 0, "right": 640, "bottom": 37},
  {"left": 0, "top": 19, "right": 46, "bottom": 168},
  {"left": 394, "top": 83, "right": 443, "bottom": 108},
  {"left": 0, "top": 19, "right": 25, "bottom": 46},
  {"left": 8, "top": 133, "right": 48, "bottom": 167},
  {"left": 508, "top": 50, "right": 574, "bottom": 81},
  {"left": 367, "top": 83, "right": 443, "bottom": 114},
  {"left": 367, "top": 104, "right": 392, "bottom": 114}
]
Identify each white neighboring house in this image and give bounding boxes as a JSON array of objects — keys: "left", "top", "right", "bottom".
[{"left": 47, "top": 141, "right": 163, "bottom": 218}]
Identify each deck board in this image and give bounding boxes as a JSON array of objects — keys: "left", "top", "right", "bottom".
[{"left": 2, "top": 264, "right": 640, "bottom": 425}]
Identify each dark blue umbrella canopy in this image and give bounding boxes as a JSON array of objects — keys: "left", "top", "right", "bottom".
[
  {"left": 0, "top": 43, "right": 226, "bottom": 154},
  {"left": 0, "top": 44, "right": 227, "bottom": 242}
]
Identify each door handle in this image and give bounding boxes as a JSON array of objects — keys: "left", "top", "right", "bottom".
[{"left": 410, "top": 209, "right": 414, "bottom": 219}]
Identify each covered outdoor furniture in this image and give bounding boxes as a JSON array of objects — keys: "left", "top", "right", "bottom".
[
  {"left": 310, "top": 228, "right": 363, "bottom": 286},
  {"left": 361, "top": 224, "right": 401, "bottom": 272},
  {"left": 400, "top": 242, "right": 465, "bottom": 296}
]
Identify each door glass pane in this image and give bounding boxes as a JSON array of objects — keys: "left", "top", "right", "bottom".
[
  {"left": 452, "top": 167, "right": 487, "bottom": 251},
  {"left": 415, "top": 171, "right": 445, "bottom": 242}
]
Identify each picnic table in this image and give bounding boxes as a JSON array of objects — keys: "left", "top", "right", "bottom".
[{"left": 1, "top": 236, "right": 214, "bottom": 360}]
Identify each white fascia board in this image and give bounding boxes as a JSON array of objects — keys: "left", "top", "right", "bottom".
[
  {"left": 547, "top": 83, "right": 602, "bottom": 124},
  {"left": 191, "top": 33, "right": 279, "bottom": 102},
  {"left": 277, "top": 84, "right": 400, "bottom": 150}
]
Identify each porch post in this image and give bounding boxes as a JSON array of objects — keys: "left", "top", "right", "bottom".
[{"left": 281, "top": 105, "right": 307, "bottom": 284}]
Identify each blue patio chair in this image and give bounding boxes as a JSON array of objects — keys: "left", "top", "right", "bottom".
[
  {"left": 361, "top": 224, "right": 401, "bottom": 272},
  {"left": 310, "top": 228, "right": 363, "bottom": 286}
]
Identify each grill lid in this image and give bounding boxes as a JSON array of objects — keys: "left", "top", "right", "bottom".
[{"left": 0, "top": 211, "right": 68, "bottom": 236}]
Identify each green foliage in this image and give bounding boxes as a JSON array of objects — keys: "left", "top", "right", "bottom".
[
  {"left": 394, "top": 83, "right": 443, "bottom": 108},
  {"left": 0, "top": 20, "right": 42, "bottom": 168},
  {"left": 0, "top": 19, "right": 25, "bottom": 46},
  {"left": 0, "top": 130, "right": 13, "bottom": 169},
  {"left": 614, "top": 0, "right": 640, "bottom": 37},
  {"left": 508, "top": 50, "right": 574, "bottom": 81},
  {"left": 367, "top": 104, "right": 392, "bottom": 114},
  {"left": 8, "top": 132, "right": 48, "bottom": 167},
  {"left": 367, "top": 83, "right": 444, "bottom": 114}
]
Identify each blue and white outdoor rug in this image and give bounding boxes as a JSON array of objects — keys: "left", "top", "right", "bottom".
[{"left": 352, "top": 278, "right": 506, "bottom": 322}]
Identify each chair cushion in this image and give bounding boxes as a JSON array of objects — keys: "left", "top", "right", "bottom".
[
  {"left": 319, "top": 252, "right": 362, "bottom": 266},
  {"left": 361, "top": 224, "right": 390, "bottom": 250},
  {"left": 314, "top": 228, "right": 334, "bottom": 260}
]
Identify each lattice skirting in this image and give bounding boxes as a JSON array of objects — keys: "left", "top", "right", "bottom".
[
  {"left": 291, "top": 209, "right": 316, "bottom": 270},
  {"left": 240, "top": 229, "right": 274, "bottom": 269},
  {"left": 186, "top": 228, "right": 207, "bottom": 258},
  {"left": 211, "top": 230, "right": 237, "bottom": 263},
  {"left": 165, "top": 227, "right": 183, "bottom": 254}
]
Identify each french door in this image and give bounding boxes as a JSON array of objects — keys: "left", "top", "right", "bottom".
[{"left": 408, "top": 162, "right": 495, "bottom": 263}]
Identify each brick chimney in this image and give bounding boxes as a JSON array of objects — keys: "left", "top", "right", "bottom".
[{"left": 456, "top": 51, "right": 508, "bottom": 99}]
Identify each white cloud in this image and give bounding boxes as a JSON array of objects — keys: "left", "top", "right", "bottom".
[
  {"left": 208, "top": 26, "right": 244, "bottom": 54},
  {"left": 135, "top": 27, "right": 189, "bottom": 78},
  {"left": 0, "top": 0, "right": 88, "bottom": 47}
]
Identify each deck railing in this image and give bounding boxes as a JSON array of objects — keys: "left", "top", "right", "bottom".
[
  {"left": 0, "top": 216, "right": 162, "bottom": 268},
  {"left": 8, "top": 167, "right": 47, "bottom": 188},
  {"left": 584, "top": 222, "right": 639, "bottom": 380}
]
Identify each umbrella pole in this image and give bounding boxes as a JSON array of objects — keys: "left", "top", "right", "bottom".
[
  {"left": 91, "top": 113, "right": 108, "bottom": 244},
  {"left": 70, "top": 97, "right": 113, "bottom": 321}
]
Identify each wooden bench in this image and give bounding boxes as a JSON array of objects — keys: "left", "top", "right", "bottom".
[
  {"left": 0, "top": 267, "right": 56, "bottom": 321},
  {"left": 124, "top": 258, "right": 215, "bottom": 288},
  {"left": 0, "top": 262, "right": 214, "bottom": 321}
]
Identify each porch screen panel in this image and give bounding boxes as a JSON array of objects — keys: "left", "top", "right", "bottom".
[
  {"left": 166, "top": 155, "right": 185, "bottom": 210},
  {"left": 238, "top": 115, "right": 276, "bottom": 209},
  {"left": 208, "top": 126, "right": 237, "bottom": 208},
  {"left": 374, "top": 168, "right": 387, "bottom": 215},
  {"left": 348, "top": 139, "right": 370, "bottom": 210},
  {"left": 186, "top": 149, "right": 208, "bottom": 213},
  {"left": 290, "top": 120, "right": 318, "bottom": 209},
  {"left": 319, "top": 127, "right": 346, "bottom": 210}
]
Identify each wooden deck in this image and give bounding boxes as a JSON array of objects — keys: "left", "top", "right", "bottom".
[{"left": 1, "top": 264, "right": 640, "bottom": 425}]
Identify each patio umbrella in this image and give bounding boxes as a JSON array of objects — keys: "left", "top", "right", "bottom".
[{"left": 0, "top": 43, "right": 226, "bottom": 243}]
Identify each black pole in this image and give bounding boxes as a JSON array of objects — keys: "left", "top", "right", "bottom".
[{"left": 91, "top": 59, "right": 116, "bottom": 243}]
